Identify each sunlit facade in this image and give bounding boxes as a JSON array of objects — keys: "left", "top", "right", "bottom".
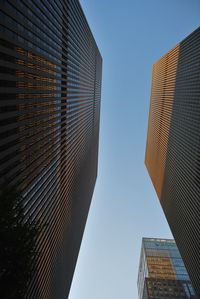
[
  {"left": 138, "top": 238, "right": 196, "bottom": 299},
  {"left": 145, "top": 27, "right": 200, "bottom": 296},
  {"left": 0, "top": 1, "right": 102, "bottom": 298}
]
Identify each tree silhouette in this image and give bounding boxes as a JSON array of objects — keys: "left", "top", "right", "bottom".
[{"left": 0, "top": 183, "right": 40, "bottom": 299}]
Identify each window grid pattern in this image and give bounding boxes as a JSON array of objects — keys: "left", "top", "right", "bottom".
[
  {"left": 0, "top": 0, "right": 102, "bottom": 298},
  {"left": 137, "top": 238, "right": 196, "bottom": 299},
  {"left": 145, "top": 27, "right": 200, "bottom": 296}
]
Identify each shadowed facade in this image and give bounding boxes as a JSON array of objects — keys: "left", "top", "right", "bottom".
[
  {"left": 145, "top": 27, "right": 200, "bottom": 296},
  {"left": 0, "top": 0, "right": 102, "bottom": 298}
]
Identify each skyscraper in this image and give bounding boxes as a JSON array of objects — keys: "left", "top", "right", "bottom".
[
  {"left": 0, "top": 1, "right": 102, "bottom": 298},
  {"left": 145, "top": 27, "right": 200, "bottom": 296},
  {"left": 138, "top": 238, "right": 196, "bottom": 299}
]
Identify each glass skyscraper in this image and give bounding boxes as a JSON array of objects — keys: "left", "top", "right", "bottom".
[
  {"left": 138, "top": 238, "right": 196, "bottom": 299},
  {"left": 145, "top": 27, "right": 200, "bottom": 296},
  {"left": 0, "top": 0, "right": 102, "bottom": 298}
]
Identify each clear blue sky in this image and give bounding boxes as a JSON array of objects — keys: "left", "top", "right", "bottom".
[{"left": 69, "top": 1, "right": 200, "bottom": 298}]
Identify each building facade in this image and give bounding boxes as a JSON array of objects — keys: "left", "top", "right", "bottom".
[
  {"left": 138, "top": 238, "right": 196, "bottom": 299},
  {"left": 0, "top": 0, "right": 102, "bottom": 298},
  {"left": 145, "top": 27, "right": 200, "bottom": 296}
]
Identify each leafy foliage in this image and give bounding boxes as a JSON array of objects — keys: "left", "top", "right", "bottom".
[{"left": 0, "top": 183, "right": 40, "bottom": 299}]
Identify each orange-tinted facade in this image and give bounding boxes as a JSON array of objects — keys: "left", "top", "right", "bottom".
[
  {"left": 145, "top": 27, "right": 200, "bottom": 296},
  {"left": 145, "top": 44, "right": 180, "bottom": 199},
  {"left": 137, "top": 238, "right": 196, "bottom": 299},
  {"left": 0, "top": 1, "right": 102, "bottom": 298}
]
